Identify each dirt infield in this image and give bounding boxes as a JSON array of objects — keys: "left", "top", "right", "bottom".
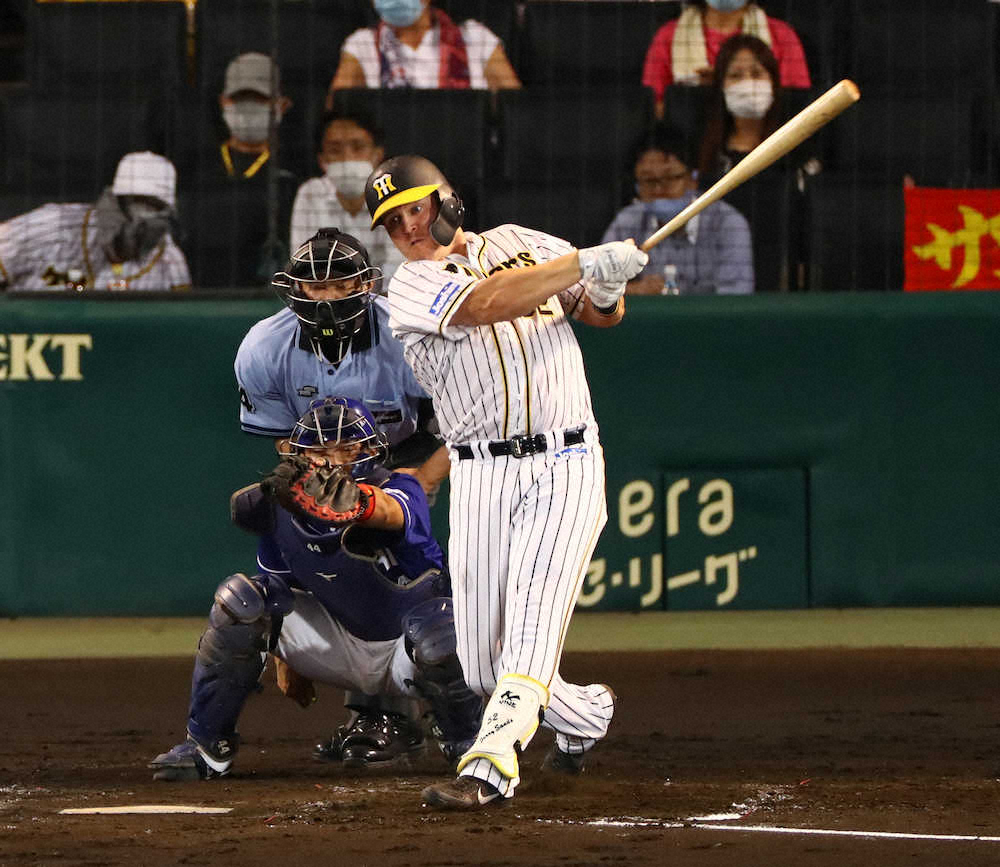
[{"left": 3, "top": 648, "right": 999, "bottom": 866}]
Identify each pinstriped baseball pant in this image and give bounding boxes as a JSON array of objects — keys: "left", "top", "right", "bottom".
[{"left": 448, "top": 438, "right": 616, "bottom": 792}]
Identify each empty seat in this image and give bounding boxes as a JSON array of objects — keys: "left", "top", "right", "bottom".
[
  {"left": 828, "top": 94, "right": 975, "bottom": 187},
  {"left": 481, "top": 183, "right": 620, "bottom": 249},
  {"left": 197, "top": 0, "right": 369, "bottom": 112},
  {"left": 517, "top": 0, "right": 679, "bottom": 87},
  {"left": 806, "top": 176, "right": 905, "bottom": 292},
  {"left": 498, "top": 86, "right": 653, "bottom": 213},
  {"left": 0, "top": 91, "right": 161, "bottom": 200},
  {"left": 330, "top": 88, "right": 491, "bottom": 194},
  {"left": 434, "top": 0, "right": 518, "bottom": 50},
  {"left": 27, "top": 1, "right": 186, "bottom": 95},
  {"left": 846, "top": 0, "right": 995, "bottom": 98}
]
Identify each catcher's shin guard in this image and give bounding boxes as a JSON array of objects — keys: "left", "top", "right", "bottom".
[
  {"left": 402, "top": 598, "right": 483, "bottom": 750},
  {"left": 456, "top": 673, "right": 549, "bottom": 783},
  {"left": 185, "top": 574, "right": 291, "bottom": 748}
]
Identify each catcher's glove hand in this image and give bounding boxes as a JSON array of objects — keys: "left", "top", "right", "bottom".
[{"left": 260, "top": 456, "right": 376, "bottom": 525}]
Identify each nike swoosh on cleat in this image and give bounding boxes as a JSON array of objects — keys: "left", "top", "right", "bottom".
[{"left": 477, "top": 788, "right": 500, "bottom": 805}]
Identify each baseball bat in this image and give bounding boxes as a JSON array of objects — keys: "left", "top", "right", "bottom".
[{"left": 641, "top": 79, "right": 860, "bottom": 252}]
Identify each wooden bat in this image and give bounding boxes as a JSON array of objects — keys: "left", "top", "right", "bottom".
[{"left": 641, "top": 79, "right": 860, "bottom": 252}]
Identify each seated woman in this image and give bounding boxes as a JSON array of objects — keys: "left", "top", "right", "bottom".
[
  {"left": 642, "top": 0, "right": 809, "bottom": 118},
  {"left": 327, "top": 0, "right": 520, "bottom": 104},
  {"left": 696, "top": 34, "right": 819, "bottom": 292}
]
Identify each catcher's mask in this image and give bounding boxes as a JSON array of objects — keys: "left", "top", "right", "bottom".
[
  {"left": 272, "top": 228, "right": 382, "bottom": 363},
  {"left": 366, "top": 154, "right": 465, "bottom": 247},
  {"left": 284, "top": 397, "right": 388, "bottom": 481}
]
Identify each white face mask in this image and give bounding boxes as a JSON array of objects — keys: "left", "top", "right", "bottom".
[
  {"left": 324, "top": 159, "right": 373, "bottom": 199},
  {"left": 724, "top": 78, "right": 774, "bottom": 119},
  {"left": 223, "top": 102, "right": 276, "bottom": 144}
]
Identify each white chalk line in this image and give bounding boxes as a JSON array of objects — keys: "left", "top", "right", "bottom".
[{"left": 583, "top": 818, "right": 1000, "bottom": 843}]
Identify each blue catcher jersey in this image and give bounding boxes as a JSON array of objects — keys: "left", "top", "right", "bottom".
[
  {"left": 235, "top": 296, "right": 428, "bottom": 444},
  {"left": 256, "top": 472, "right": 447, "bottom": 641}
]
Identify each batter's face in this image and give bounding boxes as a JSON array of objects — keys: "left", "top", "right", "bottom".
[
  {"left": 296, "top": 276, "right": 364, "bottom": 301},
  {"left": 382, "top": 194, "right": 443, "bottom": 261}
]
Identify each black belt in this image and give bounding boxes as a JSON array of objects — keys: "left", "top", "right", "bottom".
[{"left": 456, "top": 427, "right": 585, "bottom": 460}]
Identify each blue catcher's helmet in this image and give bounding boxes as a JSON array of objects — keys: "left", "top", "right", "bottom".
[{"left": 285, "top": 397, "right": 388, "bottom": 481}]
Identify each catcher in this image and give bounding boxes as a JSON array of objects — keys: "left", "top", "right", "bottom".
[{"left": 149, "top": 397, "right": 481, "bottom": 781}]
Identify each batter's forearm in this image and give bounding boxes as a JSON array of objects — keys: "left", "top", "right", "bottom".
[{"left": 451, "top": 252, "right": 582, "bottom": 325}]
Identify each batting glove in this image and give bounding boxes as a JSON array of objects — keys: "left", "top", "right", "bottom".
[
  {"left": 583, "top": 277, "right": 626, "bottom": 311},
  {"left": 578, "top": 241, "right": 649, "bottom": 284}
]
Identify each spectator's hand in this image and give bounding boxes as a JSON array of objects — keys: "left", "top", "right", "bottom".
[{"left": 696, "top": 66, "right": 714, "bottom": 86}]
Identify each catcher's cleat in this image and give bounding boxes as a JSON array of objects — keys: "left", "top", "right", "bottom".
[
  {"left": 421, "top": 775, "right": 504, "bottom": 810},
  {"left": 338, "top": 711, "right": 426, "bottom": 768},
  {"left": 311, "top": 724, "right": 351, "bottom": 763},
  {"left": 149, "top": 738, "right": 231, "bottom": 782}
]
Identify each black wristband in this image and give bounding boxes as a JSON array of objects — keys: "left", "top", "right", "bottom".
[{"left": 595, "top": 299, "right": 620, "bottom": 315}]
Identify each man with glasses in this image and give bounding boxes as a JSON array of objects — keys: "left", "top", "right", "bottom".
[{"left": 602, "top": 124, "right": 754, "bottom": 295}]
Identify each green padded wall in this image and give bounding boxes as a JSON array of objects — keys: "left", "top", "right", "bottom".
[{"left": 1, "top": 292, "right": 998, "bottom": 614}]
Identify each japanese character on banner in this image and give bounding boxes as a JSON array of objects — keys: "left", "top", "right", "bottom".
[{"left": 904, "top": 187, "right": 1000, "bottom": 291}]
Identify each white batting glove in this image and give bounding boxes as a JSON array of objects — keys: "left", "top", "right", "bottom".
[
  {"left": 583, "top": 277, "right": 626, "bottom": 311},
  {"left": 578, "top": 241, "right": 649, "bottom": 284}
]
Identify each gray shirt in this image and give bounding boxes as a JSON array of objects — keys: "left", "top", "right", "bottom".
[{"left": 601, "top": 199, "right": 754, "bottom": 295}]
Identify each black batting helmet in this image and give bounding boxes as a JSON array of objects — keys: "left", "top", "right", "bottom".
[
  {"left": 271, "top": 228, "right": 382, "bottom": 363},
  {"left": 365, "top": 155, "right": 465, "bottom": 247}
]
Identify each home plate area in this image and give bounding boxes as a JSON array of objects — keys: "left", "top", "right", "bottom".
[{"left": 3, "top": 649, "right": 999, "bottom": 866}]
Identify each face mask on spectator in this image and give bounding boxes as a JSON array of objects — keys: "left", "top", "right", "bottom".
[
  {"left": 724, "top": 79, "right": 773, "bottom": 119},
  {"left": 95, "top": 190, "right": 172, "bottom": 262},
  {"left": 325, "top": 160, "right": 374, "bottom": 199},
  {"left": 223, "top": 102, "right": 276, "bottom": 144},
  {"left": 375, "top": 0, "right": 424, "bottom": 28},
  {"left": 706, "top": 0, "right": 747, "bottom": 11},
  {"left": 647, "top": 192, "right": 694, "bottom": 222}
]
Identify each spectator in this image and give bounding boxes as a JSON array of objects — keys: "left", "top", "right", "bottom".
[
  {"left": 697, "top": 33, "right": 783, "bottom": 184},
  {"left": 642, "top": 0, "right": 809, "bottom": 117},
  {"left": 289, "top": 109, "right": 404, "bottom": 282},
  {"left": 602, "top": 125, "right": 753, "bottom": 296},
  {"left": 0, "top": 151, "right": 190, "bottom": 292},
  {"left": 180, "top": 52, "right": 299, "bottom": 289},
  {"left": 326, "top": 0, "right": 520, "bottom": 102},
  {"left": 696, "top": 35, "right": 816, "bottom": 291},
  {"left": 217, "top": 52, "right": 293, "bottom": 182}
]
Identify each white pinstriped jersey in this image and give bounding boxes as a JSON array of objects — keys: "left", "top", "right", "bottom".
[
  {"left": 0, "top": 203, "right": 191, "bottom": 291},
  {"left": 387, "top": 224, "right": 596, "bottom": 445}
]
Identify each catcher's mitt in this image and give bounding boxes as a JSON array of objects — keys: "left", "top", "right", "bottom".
[{"left": 260, "top": 456, "right": 376, "bottom": 525}]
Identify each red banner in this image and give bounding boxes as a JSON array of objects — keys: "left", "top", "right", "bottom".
[{"left": 904, "top": 188, "right": 1000, "bottom": 291}]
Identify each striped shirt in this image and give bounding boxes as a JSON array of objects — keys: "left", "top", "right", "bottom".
[
  {"left": 0, "top": 203, "right": 191, "bottom": 292},
  {"left": 387, "top": 224, "right": 596, "bottom": 445}
]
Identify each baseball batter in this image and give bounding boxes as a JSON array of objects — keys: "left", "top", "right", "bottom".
[{"left": 364, "top": 155, "right": 648, "bottom": 809}]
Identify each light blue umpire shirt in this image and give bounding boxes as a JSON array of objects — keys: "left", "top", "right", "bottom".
[{"left": 235, "top": 295, "right": 428, "bottom": 444}]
